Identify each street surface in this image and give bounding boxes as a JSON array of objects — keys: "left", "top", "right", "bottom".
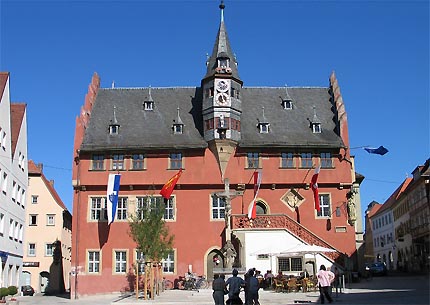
[{"left": 12, "top": 274, "right": 429, "bottom": 305}]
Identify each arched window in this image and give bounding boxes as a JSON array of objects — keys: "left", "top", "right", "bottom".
[{"left": 256, "top": 200, "right": 268, "bottom": 215}]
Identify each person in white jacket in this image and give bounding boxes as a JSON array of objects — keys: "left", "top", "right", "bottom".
[{"left": 317, "top": 265, "right": 334, "bottom": 304}]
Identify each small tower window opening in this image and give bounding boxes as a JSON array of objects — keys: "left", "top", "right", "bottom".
[
  {"left": 258, "top": 123, "right": 270, "bottom": 133},
  {"left": 109, "top": 125, "right": 119, "bottom": 135},
  {"left": 312, "top": 123, "right": 321, "bottom": 133},
  {"left": 218, "top": 58, "right": 229, "bottom": 69}
]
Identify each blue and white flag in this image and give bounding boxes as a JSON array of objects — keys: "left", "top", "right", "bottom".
[
  {"left": 364, "top": 146, "right": 389, "bottom": 156},
  {"left": 107, "top": 174, "right": 121, "bottom": 224}
]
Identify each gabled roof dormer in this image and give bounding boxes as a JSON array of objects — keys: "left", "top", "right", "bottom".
[
  {"left": 143, "top": 86, "right": 154, "bottom": 111},
  {"left": 282, "top": 85, "right": 293, "bottom": 110},
  {"left": 109, "top": 106, "right": 120, "bottom": 135},
  {"left": 172, "top": 107, "right": 184, "bottom": 134},
  {"left": 310, "top": 106, "right": 321, "bottom": 133},
  {"left": 257, "top": 107, "right": 270, "bottom": 134}
]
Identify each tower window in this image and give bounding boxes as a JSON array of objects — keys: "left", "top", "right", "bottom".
[
  {"left": 282, "top": 99, "right": 293, "bottom": 109},
  {"left": 143, "top": 101, "right": 154, "bottom": 111},
  {"left": 312, "top": 123, "right": 321, "bottom": 133},
  {"left": 173, "top": 124, "right": 183, "bottom": 134},
  {"left": 109, "top": 125, "right": 119, "bottom": 135},
  {"left": 258, "top": 123, "right": 270, "bottom": 133}
]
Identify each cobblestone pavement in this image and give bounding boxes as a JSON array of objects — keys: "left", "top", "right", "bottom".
[{"left": 13, "top": 274, "right": 429, "bottom": 305}]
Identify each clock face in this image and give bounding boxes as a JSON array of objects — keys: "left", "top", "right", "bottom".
[
  {"left": 216, "top": 92, "right": 229, "bottom": 105},
  {"left": 216, "top": 80, "right": 229, "bottom": 92}
]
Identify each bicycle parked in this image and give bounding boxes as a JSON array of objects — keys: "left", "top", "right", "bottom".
[{"left": 183, "top": 273, "right": 209, "bottom": 291}]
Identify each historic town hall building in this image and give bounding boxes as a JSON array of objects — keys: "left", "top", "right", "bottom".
[{"left": 71, "top": 3, "right": 363, "bottom": 297}]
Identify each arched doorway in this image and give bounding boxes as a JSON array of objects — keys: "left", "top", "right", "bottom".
[
  {"left": 207, "top": 249, "right": 224, "bottom": 281},
  {"left": 39, "top": 271, "right": 49, "bottom": 293}
]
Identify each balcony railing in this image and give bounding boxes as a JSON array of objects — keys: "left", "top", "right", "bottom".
[{"left": 232, "top": 214, "right": 344, "bottom": 263}]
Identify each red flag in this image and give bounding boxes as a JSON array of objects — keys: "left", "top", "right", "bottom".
[
  {"left": 311, "top": 166, "right": 321, "bottom": 212},
  {"left": 160, "top": 169, "right": 182, "bottom": 199},
  {"left": 247, "top": 170, "right": 262, "bottom": 219}
]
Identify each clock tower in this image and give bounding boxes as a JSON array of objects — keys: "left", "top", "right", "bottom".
[{"left": 201, "top": 1, "right": 243, "bottom": 178}]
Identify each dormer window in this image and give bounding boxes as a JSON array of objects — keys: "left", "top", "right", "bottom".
[
  {"left": 312, "top": 123, "right": 321, "bottom": 133},
  {"left": 143, "top": 101, "right": 154, "bottom": 111},
  {"left": 173, "top": 107, "right": 184, "bottom": 134},
  {"left": 258, "top": 122, "right": 270, "bottom": 133},
  {"left": 109, "top": 124, "right": 119, "bottom": 135},
  {"left": 109, "top": 106, "right": 120, "bottom": 135},
  {"left": 282, "top": 99, "right": 293, "bottom": 110}
]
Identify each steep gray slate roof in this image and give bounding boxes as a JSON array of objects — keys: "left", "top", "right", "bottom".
[{"left": 80, "top": 86, "right": 344, "bottom": 151}]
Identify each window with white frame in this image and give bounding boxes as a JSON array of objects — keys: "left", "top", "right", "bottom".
[
  {"left": 92, "top": 154, "right": 104, "bottom": 170},
  {"left": 112, "top": 154, "right": 124, "bottom": 170},
  {"left": 316, "top": 194, "right": 331, "bottom": 217},
  {"left": 132, "top": 154, "right": 145, "bottom": 170},
  {"left": 281, "top": 152, "right": 294, "bottom": 168},
  {"left": 16, "top": 185, "right": 21, "bottom": 204},
  {"left": 19, "top": 224, "right": 23, "bottom": 242},
  {"left": 169, "top": 153, "right": 182, "bottom": 170},
  {"left": 47, "top": 214, "right": 55, "bottom": 226},
  {"left": 90, "top": 197, "right": 107, "bottom": 221},
  {"left": 136, "top": 250, "right": 146, "bottom": 274},
  {"left": 247, "top": 152, "right": 259, "bottom": 169},
  {"left": 212, "top": 195, "right": 226, "bottom": 219},
  {"left": 136, "top": 196, "right": 174, "bottom": 220},
  {"left": 31, "top": 195, "right": 38, "bottom": 204},
  {"left": 114, "top": 251, "right": 127, "bottom": 273},
  {"left": 28, "top": 243, "right": 36, "bottom": 256},
  {"left": 12, "top": 180, "right": 16, "bottom": 201},
  {"left": 14, "top": 221, "right": 19, "bottom": 241},
  {"left": 162, "top": 251, "right": 175, "bottom": 273},
  {"left": 116, "top": 197, "right": 128, "bottom": 220},
  {"left": 300, "top": 152, "right": 313, "bottom": 168},
  {"left": 88, "top": 251, "right": 100, "bottom": 273},
  {"left": 45, "top": 243, "right": 54, "bottom": 256},
  {"left": 1, "top": 130, "right": 6, "bottom": 151},
  {"left": 320, "top": 152, "right": 333, "bottom": 168},
  {"left": 21, "top": 189, "right": 26, "bottom": 207}
]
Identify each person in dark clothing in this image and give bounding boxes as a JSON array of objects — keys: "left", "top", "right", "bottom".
[
  {"left": 244, "top": 268, "right": 254, "bottom": 305},
  {"left": 247, "top": 269, "right": 260, "bottom": 305},
  {"left": 213, "top": 274, "right": 226, "bottom": 305},
  {"left": 225, "top": 269, "right": 245, "bottom": 305}
]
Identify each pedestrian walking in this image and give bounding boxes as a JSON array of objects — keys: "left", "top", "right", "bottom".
[
  {"left": 212, "top": 274, "right": 226, "bottom": 305},
  {"left": 317, "top": 265, "right": 334, "bottom": 304},
  {"left": 225, "top": 269, "right": 245, "bottom": 305},
  {"left": 247, "top": 269, "right": 260, "bottom": 305}
]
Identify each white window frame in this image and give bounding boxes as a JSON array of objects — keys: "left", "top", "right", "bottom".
[
  {"left": 88, "top": 251, "right": 101, "bottom": 273},
  {"left": 162, "top": 251, "right": 175, "bottom": 273},
  {"left": 45, "top": 243, "right": 54, "bottom": 256},
  {"left": 28, "top": 243, "right": 36, "bottom": 256},
  {"left": 211, "top": 195, "right": 226, "bottom": 220},
  {"left": 90, "top": 197, "right": 107, "bottom": 221},
  {"left": 29, "top": 214, "right": 38, "bottom": 226},
  {"left": 114, "top": 250, "right": 127, "bottom": 274},
  {"left": 47, "top": 214, "right": 55, "bottom": 226},
  {"left": 116, "top": 197, "right": 128, "bottom": 220},
  {"left": 31, "top": 195, "right": 38, "bottom": 204},
  {"left": 316, "top": 194, "right": 331, "bottom": 218}
]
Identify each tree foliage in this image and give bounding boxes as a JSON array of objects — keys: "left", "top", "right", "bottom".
[{"left": 128, "top": 197, "right": 174, "bottom": 262}]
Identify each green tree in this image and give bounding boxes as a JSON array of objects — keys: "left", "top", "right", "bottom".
[{"left": 128, "top": 196, "right": 174, "bottom": 262}]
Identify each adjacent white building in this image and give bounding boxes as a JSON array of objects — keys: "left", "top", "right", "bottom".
[{"left": 0, "top": 72, "right": 28, "bottom": 287}]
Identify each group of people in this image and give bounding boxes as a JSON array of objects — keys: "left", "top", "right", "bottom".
[
  {"left": 212, "top": 268, "right": 261, "bottom": 305},
  {"left": 212, "top": 264, "right": 338, "bottom": 305}
]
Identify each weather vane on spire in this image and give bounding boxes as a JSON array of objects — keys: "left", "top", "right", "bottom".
[{"left": 219, "top": 1, "right": 225, "bottom": 23}]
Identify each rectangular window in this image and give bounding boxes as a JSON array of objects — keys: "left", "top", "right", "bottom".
[
  {"left": 136, "top": 250, "right": 146, "bottom": 274},
  {"left": 90, "top": 197, "right": 107, "bottom": 221},
  {"left": 170, "top": 153, "right": 182, "bottom": 169},
  {"left": 29, "top": 215, "right": 38, "bottom": 226},
  {"left": 0, "top": 213, "right": 4, "bottom": 236},
  {"left": 132, "top": 154, "right": 145, "bottom": 170},
  {"left": 300, "top": 152, "right": 313, "bottom": 168},
  {"left": 9, "top": 219, "right": 13, "bottom": 239},
  {"left": 114, "top": 251, "right": 127, "bottom": 273},
  {"left": 137, "top": 196, "right": 174, "bottom": 220},
  {"left": 117, "top": 197, "right": 128, "bottom": 220},
  {"left": 278, "top": 257, "right": 303, "bottom": 272},
  {"left": 320, "top": 152, "right": 333, "bottom": 168},
  {"left": 316, "top": 194, "right": 331, "bottom": 217},
  {"left": 247, "top": 152, "right": 259, "bottom": 169},
  {"left": 12, "top": 181, "right": 16, "bottom": 201},
  {"left": 88, "top": 251, "right": 100, "bottom": 273},
  {"left": 31, "top": 195, "right": 38, "bottom": 204},
  {"left": 45, "top": 243, "right": 54, "bottom": 256},
  {"left": 28, "top": 243, "right": 36, "bottom": 256},
  {"left": 47, "top": 214, "right": 55, "bottom": 226},
  {"left": 212, "top": 196, "right": 226, "bottom": 219},
  {"left": 1, "top": 172, "right": 7, "bottom": 194},
  {"left": 281, "top": 152, "right": 294, "bottom": 168},
  {"left": 162, "top": 251, "right": 175, "bottom": 273},
  {"left": 112, "top": 154, "right": 124, "bottom": 170},
  {"left": 92, "top": 154, "right": 104, "bottom": 170}
]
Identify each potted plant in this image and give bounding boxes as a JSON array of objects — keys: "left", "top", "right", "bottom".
[
  {"left": 7, "top": 286, "right": 18, "bottom": 305},
  {"left": 0, "top": 287, "right": 8, "bottom": 303}
]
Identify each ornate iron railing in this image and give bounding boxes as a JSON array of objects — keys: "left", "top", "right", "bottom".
[{"left": 232, "top": 214, "right": 345, "bottom": 263}]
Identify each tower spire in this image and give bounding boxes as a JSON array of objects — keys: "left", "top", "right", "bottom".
[{"left": 220, "top": 1, "right": 225, "bottom": 23}]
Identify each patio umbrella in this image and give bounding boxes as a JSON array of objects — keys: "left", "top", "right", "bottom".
[{"left": 279, "top": 244, "right": 336, "bottom": 275}]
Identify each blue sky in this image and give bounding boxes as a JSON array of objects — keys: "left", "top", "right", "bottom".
[{"left": 1, "top": 0, "right": 429, "bottom": 220}]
